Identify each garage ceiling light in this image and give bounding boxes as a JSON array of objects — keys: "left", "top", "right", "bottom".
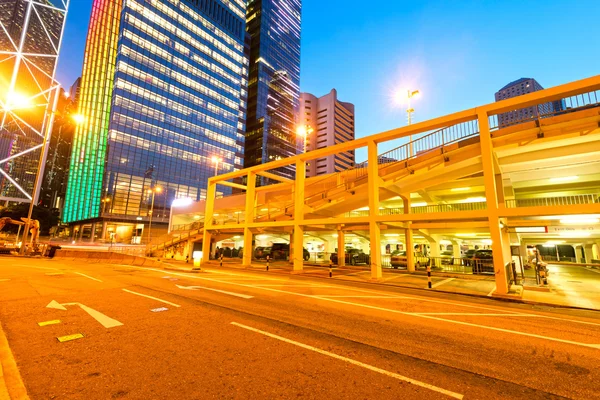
[
  {"left": 550, "top": 176, "right": 578, "bottom": 183},
  {"left": 451, "top": 187, "right": 470, "bottom": 192},
  {"left": 515, "top": 226, "right": 547, "bottom": 233},
  {"left": 560, "top": 218, "right": 599, "bottom": 224}
]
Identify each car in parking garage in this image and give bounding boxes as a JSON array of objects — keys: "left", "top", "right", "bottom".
[
  {"left": 472, "top": 249, "right": 494, "bottom": 274},
  {"left": 390, "top": 251, "right": 429, "bottom": 269},
  {"left": 330, "top": 248, "right": 370, "bottom": 265}
]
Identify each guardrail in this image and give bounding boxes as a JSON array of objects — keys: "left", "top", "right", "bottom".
[{"left": 505, "top": 194, "right": 599, "bottom": 208}]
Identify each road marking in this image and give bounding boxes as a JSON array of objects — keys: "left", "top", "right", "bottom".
[
  {"left": 315, "top": 295, "right": 408, "bottom": 299},
  {"left": 151, "top": 307, "right": 169, "bottom": 313},
  {"left": 231, "top": 322, "right": 463, "bottom": 399},
  {"left": 411, "top": 313, "right": 531, "bottom": 317},
  {"left": 430, "top": 278, "right": 456, "bottom": 289},
  {"left": 57, "top": 334, "right": 84, "bottom": 343},
  {"left": 134, "top": 267, "right": 600, "bottom": 332},
  {"left": 74, "top": 272, "right": 103, "bottom": 282},
  {"left": 45, "top": 272, "right": 64, "bottom": 276},
  {"left": 47, "top": 300, "right": 123, "bottom": 328},
  {"left": 256, "top": 284, "right": 333, "bottom": 288},
  {"left": 486, "top": 286, "right": 496, "bottom": 297},
  {"left": 38, "top": 320, "right": 61, "bottom": 326},
  {"left": 585, "top": 268, "right": 600, "bottom": 274},
  {"left": 176, "top": 285, "right": 253, "bottom": 299},
  {"left": 122, "top": 289, "right": 181, "bottom": 307}
]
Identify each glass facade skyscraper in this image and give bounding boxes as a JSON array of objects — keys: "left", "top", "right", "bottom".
[
  {"left": 64, "top": 0, "right": 248, "bottom": 242},
  {"left": 244, "top": 0, "right": 301, "bottom": 184}
]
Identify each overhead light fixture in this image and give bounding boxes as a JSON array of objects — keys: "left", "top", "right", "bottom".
[
  {"left": 233, "top": 236, "right": 240, "bottom": 239},
  {"left": 411, "top": 202, "right": 427, "bottom": 207},
  {"left": 451, "top": 187, "right": 471, "bottom": 192},
  {"left": 560, "top": 218, "right": 599, "bottom": 225},
  {"left": 455, "top": 233, "right": 478, "bottom": 237},
  {"left": 193, "top": 215, "right": 200, "bottom": 220},
  {"left": 461, "top": 197, "right": 486, "bottom": 203},
  {"left": 261, "top": 208, "right": 268, "bottom": 212},
  {"left": 332, "top": 234, "right": 338, "bottom": 238},
  {"left": 384, "top": 234, "right": 400, "bottom": 237},
  {"left": 515, "top": 226, "right": 547, "bottom": 233},
  {"left": 481, "top": 239, "right": 493, "bottom": 245},
  {"left": 559, "top": 232, "right": 592, "bottom": 238},
  {"left": 257, "top": 235, "right": 268, "bottom": 240},
  {"left": 550, "top": 176, "right": 579, "bottom": 183},
  {"left": 544, "top": 240, "right": 565, "bottom": 246}
]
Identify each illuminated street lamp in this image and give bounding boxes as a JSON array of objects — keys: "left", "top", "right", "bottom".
[
  {"left": 296, "top": 125, "right": 313, "bottom": 153},
  {"left": 397, "top": 89, "right": 420, "bottom": 157},
  {"left": 211, "top": 156, "right": 221, "bottom": 176},
  {"left": 147, "top": 186, "right": 162, "bottom": 245},
  {"left": 101, "top": 197, "right": 111, "bottom": 214}
]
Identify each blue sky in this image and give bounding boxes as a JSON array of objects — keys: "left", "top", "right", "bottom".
[{"left": 56, "top": 0, "right": 600, "bottom": 160}]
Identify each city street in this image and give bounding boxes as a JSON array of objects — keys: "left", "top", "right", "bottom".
[{"left": 1, "top": 259, "right": 599, "bottom": 399}]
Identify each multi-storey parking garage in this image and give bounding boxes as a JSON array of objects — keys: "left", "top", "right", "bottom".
[{"left": 157, "top": 75, "right": 600, "bottom": 297}]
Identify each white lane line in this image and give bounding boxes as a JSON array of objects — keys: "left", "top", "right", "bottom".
[
  {"left": 585, "top": 268, "right": 600, "bottom": 274},
  {"left": 315, "top": 295, "right": 408, "bottom": 299},
  {"left": 431, "top": 278, "right": 455, "bottom": 289},
  {"left": 74, "top": 272, "right": 103, "bottom": 282},
  {"left": 411, "top": 313, "right": 532, "bottom": 317},
  {"left": 132, "top": 267, "right": 600, "bottom": 331},
  {"left": 176, "top": 285, "right": 253, "bottom": 299},
  {"left": 122, "top": 289, "right": 181, "bottom": 308},
  {"left": 256, "top": 284, "right": 333, "bottom": 288},
  {"left": 231, "top": 322, "right": 463, "bottom": 399},
  {"left": 486, "top": 286, "right": 496, "bottom": 297}
]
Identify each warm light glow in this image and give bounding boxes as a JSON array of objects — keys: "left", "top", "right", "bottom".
[
  {"left": 549, "top": 176, "right": 579, "bottom": 183},
  {"left": 559, "top": 232, "right": 592, "bottom": 238},
  {"left": 461, "top": 197, "right": 487, "bottom": 203},
  {"left": 481, "top": 239, "right": 493, "bottom": 245},
  {"left": 515, "top": 227, "right": 547, "bottom": 233},
  {"left": 296, "top": 126, "right": 307, "bottom": 137},
  {"left": 193, "top": 215, "right": 200, "bottom": 220},
  {"left": 172, "top": 197, "right": 193, "bottom": 208},
  {"left": 451, "top": 187, "right": 471, "bottom": 192},
  {"left": 4, "top": 92, "right": 31, "bottom": 110},
  {"left": 260, "top": 208, "right": 268, "bottom": 212},
  {"left": 211, "top": 156, "right": 221, "bottom": 163},
  {"left": 411, "top": 202, "right": 428, "bottom": 207},
  {"left": 560, "top": 217, "right": 599, "bottom": 225},
  {"left": 384, "top": 234, "right": 400, "bottom": 237},
  {"left": 72, "top": 114, "right": 85, "bottom": 124},
  {"left": 455, "top": 233, "right": 479, "bottom": 237}
]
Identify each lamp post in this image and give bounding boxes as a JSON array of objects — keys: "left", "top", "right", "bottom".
[
  {"left": 404, "top": 89, "right": 420, "bottom": 157},
  {"left": 211, "top": 156, "right": 221, "bottom": 176},
  {"left": 296, "top": 125, "right": 313, "bottom": 154},
  {"left": 147, "top": 186, "right": 162, "bottom": 245},
  {"left": 101, "top": 197, "right": 111, "bottom": 214}
]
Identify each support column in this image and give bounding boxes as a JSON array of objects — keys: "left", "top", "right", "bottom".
[
  {"left": 79, "top": 225, "right": 84, "bottom": 240},
  {"left": 90, "top": 222, "right": 96, "bottom": 243},
  {"left": 584, "top": 244, "right": 594, "bottom": 264},
  {"left": 479, "top": 111, "right": 509, "bottom": 294},
  {"left": 243, "top": 172, "right": 256, "bottom": 267},
  {"left": 71, "top": 225, "right": 78, "bottom": 241},
  {"left": 337, "top": 227, "right": 345, "bottom": 267},
  {"left": 367, "top": 141, "right": 382, "bottom": 279},
  {"left": 101, "top": 221, "right": 108, "bottom": 240},
  {"left": 293, "top": 160, "right": 305, "bottom": 272},
  {"left": 428, "top": 235, "right": 440, "bottom": 268},
  {"left": 403, "top": 197, "right": 415, "bottom": 272},
  {"left": 289, "top": 232, "right": 294, "bottom": 263},
  {"left": 202, "top": 180, "right": 217, "bottom": 264},
  {"left": 451, "top": 239, "right": 462, "bottom": 260}
]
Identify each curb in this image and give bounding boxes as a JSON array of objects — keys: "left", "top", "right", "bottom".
[{"left": 0, "top": 321, "right": 29, "bottom": 400}]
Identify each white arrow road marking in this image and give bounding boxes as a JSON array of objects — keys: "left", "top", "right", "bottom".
[
  {"left": 231, "top": 322, "right": 463, "bottom": 399},
  {"left": 122, "top": 289, "right": 181, "bottom": 307},
  {"left": 46, "top": 301, "right": 123, "bottom": 328},
  {"left": 74, "top": 272, "right": 103, "bottom": 282},
  {"left": 176, "top": 285, "right": 253, "bottom": 299}
]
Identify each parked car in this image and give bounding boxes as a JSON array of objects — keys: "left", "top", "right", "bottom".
[
  {"left": 462, "top": 249, "right": 477, "bottom": 266},
  {"left": 440, "top": 251, "right": 454, "bottom": 265},
  {"left": 267, "top": 243, "right": 310, "bottom": 261},
  {"left": 390, "top": 251, "right": 429, "bottom": 269},
  {"left": 472, "top": 249, "right": 494, "bottom": 274},
  {"left": 254, "top": 246, "right": 270, "bottom": 259},
  {"left": 330, "top": 248, "right": 370, "bottom": 265}
]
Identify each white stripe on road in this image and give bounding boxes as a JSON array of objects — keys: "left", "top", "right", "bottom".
[
  {"left": 122, "top": 289, "right": 181, "bottom": 308},
  {"left": 231, "top": 322, "right": 463, "bottom": 399},
  {"left": 132, "top": 267, "right": 600, "bottom": 338},
  {"left": 315, "top": 295, "right": 408, "bottom": 299},
  {"left": 176, "top": 285, "right": 253, "bottom": 299},
  {"left": 430, "top": 278, "right": 455, "bottom": 289},
  {"left": 486, "top": 286, "right": 496, "bottom": 297},
  {"left": 74, "top": 272, "right": 103, "bottom": 282},
  {"left": 256, "top": 284, "right": 333, "bottom": 288},
  {"left": 411, "top": 313, "right": 531, "bottom": 317}
]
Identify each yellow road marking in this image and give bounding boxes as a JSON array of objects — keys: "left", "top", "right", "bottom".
[
  {"left": 57, "top": 334, "right": 84, "bottom": 343},
  {"left": 38, "top": 320, "right": 61, "bottom": 327}
]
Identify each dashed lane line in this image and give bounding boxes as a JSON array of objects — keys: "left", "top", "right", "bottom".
[
  {"left": 231, "top": 322, "right": 463, "bottom": 399},
  {"left": 74, "top": 272, "right": 103, "bottom": 282},
  {"left": 131, "top": 267, "right": 600, "bottom": 332},
  {"left": 122, "top": 289, "right": 181, "bottom": 308}
]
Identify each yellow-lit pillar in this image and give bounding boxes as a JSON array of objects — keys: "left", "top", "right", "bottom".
[
  {"left": 403, "top": 197, "right": 415, "bottom": 272},
  {"left": 337, "top": 226, "right": 345, "bottom": 267},
  {"left": 243, "top": 172, "right": 256, "bottom": 267},
  {"left": 202, "top": 180, "right": 216, "bottom": 264},
  {"left": 367, "top": 141, "right": 382, "bottom": 279},
  {"left": 584, "top": 244, "right": 594, "bottom": 264},
  {"left": 428, "top": 235, "right": 441, "bottom": 268},
  {"left": 478, "top": 111, "right": 508, "bottom": 294},
  {"left": 293, "top": 160, "right": 306, "bottom": 272}
]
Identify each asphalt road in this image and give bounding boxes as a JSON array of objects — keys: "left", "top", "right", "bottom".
[{"left": 1, "top": 258, "right": 599, "bottom": 399}]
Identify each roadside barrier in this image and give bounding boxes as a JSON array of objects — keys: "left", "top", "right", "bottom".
[
  {"left": 427, "top": 263, "right": 432, "bottom": 288},
  {"left": 266, "top": 255, "right": 270, "bottom": 271},
  {"left": 220, "top": 253, "right": 223, "bottom": 268},
  {"left": 329, "top": 260, "right": 333, "bottom": 278}
]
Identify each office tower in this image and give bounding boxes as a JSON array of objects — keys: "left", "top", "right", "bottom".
[
  {"left": 244, "top": 0, "right": 301, "bottom": 184},
  {"left": 0, "top": 0, "right": 69, "bottom": 203},
  {"left": 298, "top": 89, "right": 355, "bottom": 177},
  {"left": 495, "top": 78, "right": 565, "bottom": 127},
  {"left": 63, "top": 0, "right": 248, "bottom": 243}
]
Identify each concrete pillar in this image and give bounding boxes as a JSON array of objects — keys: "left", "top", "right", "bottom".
[
  {"left": 293, "top": 160, "right": 305, "bottom": 273},
  {"left": 289, "top": 232, "right": 294, "bottom": 263},
  {"left": 519, "top": 242, "right": 528, "bottom": 272},
  {"left": 337, "top": 228, "right": 345, "bottom": 267},
  {"left": 242, "top": 171, "right": 256, "bottom": 267},
  {"left": 79, "top": 225, "right": 85, "bottom": 240},
  {"left": 367, "top": 141, "right": 382, "bottom": 279},
  {"left": 451, "top": 240, "right": 461, "bottom": 260},
  {"left": 202, "top": 180, "right": 217, "bottom": 264},
  {"left": 101, "top": 221, "right": 108, "bottom": 240},
  {"left": 428, "top": 235, "right": 440, "bottom": 267},
  {"left": 90, "top": 222, "right": 96, "bottom": 243},
  {"left": 403, "top": 197, "right": 415, "bottom": 272},
  {"left": 242, "top": 228, "right": 253, "bottom": 266},
  {"left": 478, "top": 111, "right": 508, "bottom": 294},
  {"left": 71, "top": 225, "right": 78, "bottom": 241},
  {"left": 584, "top": 245, "right": 594, "bottom": 264}
]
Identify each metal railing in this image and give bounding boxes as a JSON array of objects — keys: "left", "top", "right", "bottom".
[
  {"left": 505, "top": 194, "right": 599, "bottom": 208},
  {"left": 488, "top": 90, "right": 600, "bottom": 131},
  {"left": 377, "top": 120, "right": 480, "bottom": 167},
  {"left": 345, "top": 202, "right": 488, "bottom": 218}
]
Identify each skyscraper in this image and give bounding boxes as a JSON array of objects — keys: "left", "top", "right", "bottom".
[
  {"left": 244, "top": 0, "right": 301, "bottom": 184},
  {"left": 64, "top": 0, "right": 248, "bottom": 243},
  {"left": 0, "top": 0, "right": 69, "bottom": 204},
  {"left": 495, "top": 78, "right": 565, "bottom": 127},
  {"left": 298, "top": 89, "right": 355, "bottom": 177}
]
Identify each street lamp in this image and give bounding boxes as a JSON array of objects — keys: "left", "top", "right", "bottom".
[
  {"left": 397, "top": 89, "right": 420, "bottom": 157},
  {"left": 211, "top": 156, "right": 221, "bottom": 176},
  {"left": 147, "top": 186, "right": 162, "bottom": 245},
  {"left": 101, "top": 197, "right": 111, "bottom": 214}
]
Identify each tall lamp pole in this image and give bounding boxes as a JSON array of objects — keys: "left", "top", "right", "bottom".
[
  {"left": 211, "top": 156, "right": 221, "bottom": 176},
  {"left": 147, "top": 186, "right": 162, "bottom": 245},
  {"left": 405, "top": 89, "right": 420, "bottom": 157},
  {"left": 296, "top": 125, "right": 313, "bottom": 154}
]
